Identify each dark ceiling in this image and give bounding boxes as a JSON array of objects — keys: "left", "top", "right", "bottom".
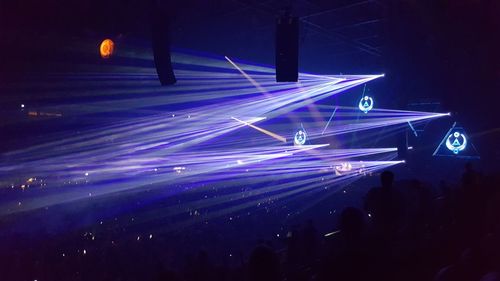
[
  {"left": 0, "top": 0, "right": 386, "bottom": 74},
  {"left": 0, "top": 0, "right": 499, "bottom": 166},
  {"left": 1, "top": 0, "right": 499, "bottom": 141}
]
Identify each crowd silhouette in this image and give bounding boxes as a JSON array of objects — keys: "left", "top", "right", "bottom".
[{"left": 1, "top": 163, "right": 499, "bottom": 281}]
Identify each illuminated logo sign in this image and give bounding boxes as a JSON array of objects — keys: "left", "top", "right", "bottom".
[
  {"left": 433, "top": 122, "right": 479, "bottom": 159},
  {"left": 294, "top": 130, "right": 307, "bottom": 146},
  {"left": 359, "top": 96, "right": 373, "bottom": 113},
  {"left": 445, "top": 131, "right": 467, "bottom": 154}
]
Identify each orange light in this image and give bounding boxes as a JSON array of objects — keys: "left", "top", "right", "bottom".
[{"left": 99, "top": 39, "right": 115, "bottom": 59}]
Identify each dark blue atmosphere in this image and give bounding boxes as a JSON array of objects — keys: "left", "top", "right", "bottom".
[{"left": 0, "top": 1, "right": 499, "bottom": 281}]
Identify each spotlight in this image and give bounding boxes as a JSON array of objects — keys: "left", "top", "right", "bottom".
[
  {"left": 99, "top": 39, "right": 115, "bottom": 59},
  {"left": 335, "top": 162, "right": 352, "bottom": 172},
  {"left": 173, "top": 166, "right": 185, "bottom": 173}
]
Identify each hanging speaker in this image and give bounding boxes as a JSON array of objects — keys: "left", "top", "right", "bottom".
[
  {"left": 275, "top": 16, "right": 299, "bottom": 82},
  {"left": 152, "top": 9, "right": 176, "bottom": 86}
]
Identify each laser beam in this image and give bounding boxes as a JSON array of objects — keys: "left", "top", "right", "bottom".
[{"left": 231, "top": 116, "right": 287, "bottom": 143}]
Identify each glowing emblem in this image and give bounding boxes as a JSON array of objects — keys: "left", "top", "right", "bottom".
[
  {"left": 99, "top": 39, "right": 115, "bottom": 59},
  {"left": 294, "top": 130, "right": 307, "bottom": 146},
  {"left": 358, "top": 96, "right": 373, "bottom": 113},
  {"left": 445, "top": 131, "right": 467, "bottom": 154}
]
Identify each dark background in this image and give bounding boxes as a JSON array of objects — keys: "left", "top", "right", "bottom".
[{"left": 1, "top": 0, "right": 499, "bottom": 167}]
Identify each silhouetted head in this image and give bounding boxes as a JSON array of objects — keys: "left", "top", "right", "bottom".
[
  {"left": 465, "top": 162, "right": 474, "bottom": 171},
  {"left": 196, "top": 250, "right": 209, "bottom": 265},
  {"left": 339, "top": 207, "right": 365, "bottom": 236},
  {"left": 480, "top": 272, "right": 500, "bottom": 281},
  {"left": 249, "top": 245, "right": 280, "bottom": 281},
  {"left": 380, "top": 170, "right": 394, "bottom": 188},
  {"left": 434, "top": 265, "right": 461, "bottom": 281},
  {"left": 154, "top": 268, "right": 179, "bottom": 281}
]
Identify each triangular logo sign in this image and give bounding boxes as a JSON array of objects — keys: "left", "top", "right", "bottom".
[{"left": 433, "top": 122, "right": 479, "bottom": 159}]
